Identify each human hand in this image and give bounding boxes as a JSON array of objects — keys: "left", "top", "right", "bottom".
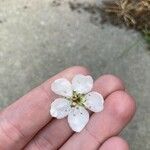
[{"left": 0, "top": 66, "right": 136, "bottom": 150}]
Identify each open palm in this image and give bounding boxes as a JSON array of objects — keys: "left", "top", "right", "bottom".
[{"left": 0, "top": 66, "right": 136, "bottom": 150}]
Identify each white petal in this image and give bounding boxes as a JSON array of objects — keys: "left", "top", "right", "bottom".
[
  {"left": 84, "top": 91, "right": 104, "bottom": 112},
  {"left": 72, "top": 74, "right": 93, "bottom": 94},
  {"left": 51, "top": 78, "right": 73, "bottom": 97},
  {"left": 50, "top": 98, "right": 71, "bottom": 119},
  {"left": 68, "top": 106, "right": 89, "bottom": 132}
]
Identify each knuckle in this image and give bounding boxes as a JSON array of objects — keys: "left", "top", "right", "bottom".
[
  {"left": 110, "top": 91, "right": 136, "bottom": 121},
  {"left": 71, "top": 66, "right": 90, "bottom": 72},
  {"left": 0, "top": 117, "right": 25, "bottom": 148},
  {"left": 110, "top": 136, "right": 129, "bottom": 150},
  {"left": 28, "top": 136, "right": 55, "bottom": 150},
  {"left": 101, "top": 74, "right": 125, "bottom": 90}
]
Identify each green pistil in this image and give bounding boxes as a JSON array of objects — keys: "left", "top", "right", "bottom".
[{"left": 68, "top": 91, "right": 86, "bottom": 107}]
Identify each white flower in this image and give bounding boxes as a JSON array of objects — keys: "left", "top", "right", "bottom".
[{"left": 50, "top": 74, "right": 104, "bottom": 132}]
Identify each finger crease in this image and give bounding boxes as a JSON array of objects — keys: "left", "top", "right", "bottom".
[
  {"left": 33, "top": 135, "right": 55, "bottom": 150},
  {"left": 85, "top": 127, "right": 103, "bottom": 145},
  {"left": 104, "top": 89, "right": 125, "bottom": 100},
  {"left": 0, "top": 118, "right": 26, "bottom": 144}
]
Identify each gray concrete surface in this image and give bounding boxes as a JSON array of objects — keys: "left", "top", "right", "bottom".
[{"left": 0, "top": 0, "right": 150, "bottom": 149}]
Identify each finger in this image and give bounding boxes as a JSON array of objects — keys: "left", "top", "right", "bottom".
[
  {"left": 60, "top": 91, "right": 136, "bottom": 150},
  {"left": 99, "top": 136, "right": 129, "bottom": 150},
  {"left": 24, "top": 75, "right": 125, "bottom": 150},
  {"left": 0, "top": 66, "right": 90, "bottom": 150}
]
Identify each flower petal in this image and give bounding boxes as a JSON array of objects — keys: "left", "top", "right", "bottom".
[
  {"left": 72, "top": 74, "right": 93, "bottom": 94},
  {"left": 84, "top": 91, "right": 104, "bottom": 112},
  {"left": 68, "top": 106, "right": 89, "bottom": 132},
  {"left": 50, "top": 98, "right": 71, "bottom": 119},
  {"left": 51, "top": 78, "right": 73, "bottom": 97}
]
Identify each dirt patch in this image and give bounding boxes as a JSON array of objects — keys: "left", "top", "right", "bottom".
[
  {"left": 68, "top": 0, "right": 150, "bottom": 49},
  {"left": 68, "top": 1, "right": 125, "bottom": 27},
  {"left": 69, "top": 1, "right": 150, "bottom": 29},
  {"left": 23, "top": 6, "right": 28, "bottom": 9},
  {"left": 51, "top": 0, "right": 62, "bottom": 7}
]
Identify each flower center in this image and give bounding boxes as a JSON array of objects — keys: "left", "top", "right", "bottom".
[{"left": 70, "top": 91, "right": 85, "bottom": 107}]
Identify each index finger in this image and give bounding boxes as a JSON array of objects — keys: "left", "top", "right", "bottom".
[{"left": 0, "top": 66, "right": 90, "bottom": 150}]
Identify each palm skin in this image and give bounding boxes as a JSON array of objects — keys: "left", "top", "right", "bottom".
[{"left": 0, "top": 66, "right": 136, "bottom": 150}]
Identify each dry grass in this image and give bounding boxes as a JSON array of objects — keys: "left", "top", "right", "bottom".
[
  {"left": 101, "top": 0, "right": 150, "bottom": 47},
  {"left": 102, "top": 0, "right": 150, "bottom": 30}
]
